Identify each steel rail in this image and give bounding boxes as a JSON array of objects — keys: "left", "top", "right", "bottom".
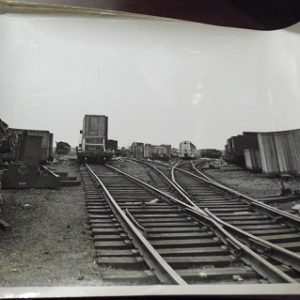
[
  {"left": 105, "top": 163, "right": 295, "bottom": 283},
  {"left": 106, "top": 164, "right": 203, "bottom": 213},
  {"left": 171, "top": 161, "right": 300, "bottom": 276},
  {"left": 188, "top": 160, "right": 300, "bottom": 229},
  {"left": 117, "top": 160, "right": 300, "bottom": 271},
  {"left": 193, "top": 159, "right": 300, "bottom": 204},
  {"left": 125, "top": 209, "right": 148, "bottom": 235},
  {"left": 171, "top": 161, "right": 192, "bottom": 198},
  {"left": 192, "top": 160, "right": 218, "bottom": 181},
  {"left": 41, "top": 165, "right": 60, "bottom": 178},
  {"left": 85, "top": 164, "right": 187, "bottom": 285},
  {"left": 145, "top": 160, "right": 194, "bottom": 202},
  {"left": 204, "top": 208, "right": 300, "bottom": 274},
  {"left": 125, "top": 158, "right": 199, "bottom": 210},
  {"left": 185, "top": 208, "right": 297, "bottom": 283}
]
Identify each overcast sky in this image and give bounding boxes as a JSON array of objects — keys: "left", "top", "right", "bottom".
[{"left": 1, "top": 13, "right": 300, "bottom": 149}]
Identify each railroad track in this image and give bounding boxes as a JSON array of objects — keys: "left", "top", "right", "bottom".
[
  {"left": 121, "top": 159, "right": 197, "bottom": 208},
  {"left": 114, "top": 158, "right": 300, "bottom": 281},
  {"left": 167, "top": 160, "right": 300, "bottom": 279},
  {"left": 80, "top": 165, "right": 182, "bottom": 285},
  {"left": 173, "top": 160, "right": 300, "bottom": 249},
  {"left": 80, "top": 162, "right": 299, "bottom": 285}
]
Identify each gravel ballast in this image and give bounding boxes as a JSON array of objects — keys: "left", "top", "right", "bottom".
[{"left": 0, "top": 159, "right": 102, "bottom": 287}]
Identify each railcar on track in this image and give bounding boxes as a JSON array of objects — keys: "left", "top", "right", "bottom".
[
  {"left": 76, "top": 115, "right": 112, "bottom": 163},
  {"left": 178, "top": 141, "right": 198, "bottom": 159}
]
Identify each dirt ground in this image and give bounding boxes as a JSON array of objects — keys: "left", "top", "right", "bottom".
[
  {"left": 111, "top": 159, "right": 154, "bottom": 184},
  {"left": 0, "top": 157, "right": 102, "bottom": 287},
  {"left": 204, "top": 164, "right": 300, "bottom": 213}
]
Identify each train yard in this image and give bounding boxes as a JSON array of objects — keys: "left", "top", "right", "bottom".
[
  {"left": 1, "top": 116, "right": 300, "bottom": 289},
  {"left": 1, "top": 2, "right": 300, "bottom": 296},
  {"left": 1, "top": 152, "right": 300, "bottom": 289},
  {"left": 81, "top": 160, "right": 300, "bottom": 285}
]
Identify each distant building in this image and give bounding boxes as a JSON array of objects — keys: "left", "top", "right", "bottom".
[
  {"left": 130, "top": 142, "right": 172, "bottom": 160},
  {"left": 200, "top": 149, "right": 222, "bottom": 158},
  {"left": 144, "top": 143, "right": 154, "bottom": 158},
  {"left": 107, "top": 139, "right": 118, "bottom": 155},
  {"left": 171, "top": 148, "right": 178, "bottom": 157},
  {"left": 160, "top": 144, "right": 171, "bottom": 156},
  {"left": 131, "top": 142, "right": 144, "bottom": 159}
]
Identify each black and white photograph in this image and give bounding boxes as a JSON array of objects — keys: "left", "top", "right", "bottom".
[{"left": 1, "top": 0, "right": 300, "bottom": 298}]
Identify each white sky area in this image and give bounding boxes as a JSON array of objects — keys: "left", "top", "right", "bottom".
[{"left": 1, "top": 13, "right": 300, "bottom": 149}]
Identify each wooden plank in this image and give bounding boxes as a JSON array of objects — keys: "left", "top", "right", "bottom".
[
  {"left": 120, "top": 209, "right": 179, "bottom": 213},
  {"left": 209, "top": 208, "right": 249, "bottom": 212},
  {"left": 275, "top": 241, "right": 300, "bottom": 251},
  {"left": 93, "top": 234, "right": 123, "bottom": 241},
  {"left": 148, "top": 232, "right": 213, "bottom": 239},
  {"left": 147, "top": 227, "right": 201, "bottom": 233},
  {"left": 178, "top": 267, "right": 255, "bottom": 279},
  {"left": 141, "top": 222, "right": 199, "bottom": 227},
  {"left": 94, "top": 240, "right": 132, "bottom": 249},
  {"left": 88, "top": 214, "right": 114, "bottom": 219},
  {"left": 133, "top": 213, "right": 180, "bottom": 218},
  {"left": 249, "top": 228, "right": 297, "bottom": 235},
  {"left": 89, "top": 218, "right": 113, "bottom": 223},
  {"left": 97, "top": 256, "right": 145, "bottom": 267},
  {"left": 237, "top": 224, "right": 285, "bottom": 230},
  {"left": 165, "top": 255, "right": 234, "bottom": 266},
  {"left": 158, "top": 247, "right": 229, "bottom": 256},
  {"left": 86, "top": 205, "right": 107, "bottom": 209},
  {"left": 96, "top": 249, "right": 139, "bottom": 256},
  {"left": 220, "top": 215, "right": 270, "bottom": 221},
  {"left": 136, "top": 217, "right": 188, "bottom": 223},
  {"left": 90, "top": 228, "right": 120, "bottom": 234},
  {"left": 259, "top": 233, "right": 300, "bottom": 243},
  {"left": 150, "top": 238, "right": 221, "bottom": 247},
  {"left": 88, "top": 209, "right": 110, "bottom": 214},
  {"left": 227, "top": 220, "right": 272, "bottom": 225},
  {"left": 102, "top": 270, "right": 156, "bottom": 283},
  {"left": 91, "top": 223, "right": 117, "bottom": 228}
]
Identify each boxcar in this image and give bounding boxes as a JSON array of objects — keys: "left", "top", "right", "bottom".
[
  {"left": 76, "top": 115, "right": 111, "bottom": 163},
  {"left": 2, "top": 128, "right": 53, "bottom": 163},
  {"left": 258, "top": 129, "right": 300, "bottom": 175}
]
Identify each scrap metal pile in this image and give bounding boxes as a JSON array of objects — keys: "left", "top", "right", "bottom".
[
  {"left": 0, "top": 119, "right": 17, "bottom": 154},
  {"left": 0, "top": 118, "right": 80, "bottom": 229},
  {"left": 224, "top": 129, "right": 300, "bottom": 176}
]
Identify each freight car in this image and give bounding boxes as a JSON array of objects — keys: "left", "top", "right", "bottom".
[
  {"left": 171, "top": 148, "right": 179, "bottom": 157},
  {"left": 178, "top": 141, "right": 197, "bottom": 159},
  {"left": 130, "top": 142, "right": 144, "bottom": 159},
  {"left": 225, "top": 129, "right": 300, "bottom": 175},
  {"left": 1, "top": 128, "right": 53, "bottom": 163},
  {"left": 76, "top": 115, "right": 111, "bottom": 163},
  {"left": 56, "top": 141, "right": 71, "bottom": 154},
  {"left": 224, "top": 132, "right": 259, "bottom": 167},
  {"left": 200, "top": 149, "right": 222, "bottom": 159},
  {"left": 144, "top": 143, "right": 171, "bottom": 161},
  {"left": 258, "top": 129, "right": 300, "bottom": 175},
  {"left": 107, "top": 139, "right": 118, "bottom": 155}
]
